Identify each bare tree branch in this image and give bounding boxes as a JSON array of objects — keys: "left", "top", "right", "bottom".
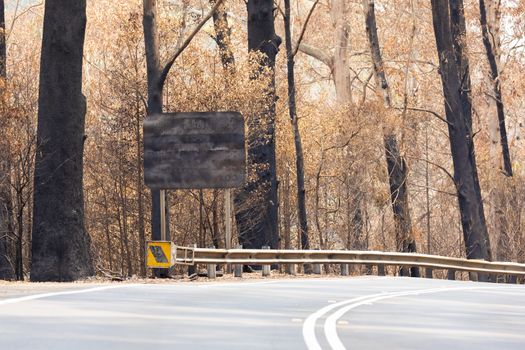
[
  {"left": 406, "top": 155, "right": 457, "bottom": 191},
  {"left": 157, "top": 0, "right": 226, "bottom": 91},
  {"left": 394, "top": 106, "right": 453, "bottom": 127},
  {"left": 294, "top": 41, "right": 333, "bottom": 69},
  {"left": 292, "top": 0, "right": 320, "bottom": 58}
]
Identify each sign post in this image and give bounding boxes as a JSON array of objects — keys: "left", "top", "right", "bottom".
[
  {"left": 224, "top": 188, "right": 232, "bottom": 272},
  {"left": 160, "top": 190, "right": 167, "bottom": 241}
]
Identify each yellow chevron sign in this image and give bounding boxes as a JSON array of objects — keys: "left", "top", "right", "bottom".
[{"left": 146, "top": 241, "right": 173, "bottom": 268}]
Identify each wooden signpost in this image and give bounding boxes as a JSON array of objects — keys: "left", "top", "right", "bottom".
[{"left": 144, "top": 112, "right": 245, "bottom": 270}]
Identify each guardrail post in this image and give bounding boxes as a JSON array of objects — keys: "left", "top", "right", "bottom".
[
  {"left": 188, "top": 243, "right": 198, "bottom": 277},
  {"left": 207, "top": 263, "right": 216, "bottom": 279},
  {"left": 262, "top": 246, "right": 270, "bottom": 277},
  {"left": 234, "top": 244, "right": 242, "bottom": 278},
  {"left": 287, "top": 263, "right": 296, "bottom": 275},
  {"left": 207, "top": 246, "right": 216, "bottom": 279},
  {"left": 447, "top": 269, "right": 456, "bottom": 280},
  {"left": 425, "top": 268, "right": 433, "bottom": 279},
  {"left": 340, "top": 264, "right": 349, "bottom": 276},
  {"left": 313, "top": 263, "right": 322, "bottom": 275},
  {"left": 377, "top": 264, "right": 385, "bottom": 276}
]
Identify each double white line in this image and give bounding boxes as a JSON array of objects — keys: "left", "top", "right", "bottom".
[{"left": 302, "top": 286, "right": 490, "bottom": 350}]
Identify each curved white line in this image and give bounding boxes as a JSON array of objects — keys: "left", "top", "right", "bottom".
[
  {"left": 303, "top": 292, "right": 392, "bottom": 350},
  {"left": 0, "top": 284, "right": 143, "bottom": 306},
  {"left": 324, "top": 286, "right": 487, "bottom": 350}
]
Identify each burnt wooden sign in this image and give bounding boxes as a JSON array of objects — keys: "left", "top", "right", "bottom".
[{"left": 144, "top": 112, "right": 246, "bottom": 189}]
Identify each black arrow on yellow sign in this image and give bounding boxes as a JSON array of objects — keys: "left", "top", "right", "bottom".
[{"left": 149, "top": 245, "right": 168, "bottom": 263}]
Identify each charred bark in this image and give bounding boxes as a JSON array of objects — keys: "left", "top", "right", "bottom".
[
  {"left": 284, "top": 0, "right": 310, "bottom": 252},
  {"left": 479, "top": 0, "right": 512, "bottom": 176},
  {"left": 430, "top": 0, "right": 492, "bottom": 263},
  {"left": 234, "top": 0, "right": 281, "bottom": 250},
  {"left": 135, "top": 91, "right": 146, "bottom": 276},
  {"left": 0, "top": 0, "right": 5, "bottom": 78},
  {"left": 479, "top": 0, "right": 512, "bottom": 263},
  {"left": 142, "top": 0, "right": 169, "bottom": 257},
  {"left": 0, "top": 0, "right": 14, "bottom": 280},
  {"left": 210, "top": 0, "right": 235, "bottom": 72},
  {"left": 31, "top": 0, "right": 93, "bottom": 281},
  {"left": 362, "top": 0, "right": 419, "bottom": 277}
]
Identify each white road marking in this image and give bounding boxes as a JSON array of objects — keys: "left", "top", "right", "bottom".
[
  {"left": 302, "top": 293, "right": 391, "bottom": 350},
  {"left": 323, "top": 286, "right": 493, "bottom": 350},
  {"left": 0, "top": 284, "right": 143, "bottom": 306},
  {"left": 302, "top": 286, "right": 497, "bottom": 350}
]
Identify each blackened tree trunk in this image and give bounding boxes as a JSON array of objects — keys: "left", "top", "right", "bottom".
[
  {"left": 143, "top": 1, "right": 225, "bottom": 259},
  {"left": 0, "top": 0, "right": 14, "bottom": 280},
  {"left": 430, "top": 0, "right": 492, "bottom": 264},
  {"left": 135, "top": 87, "right": 146, "bottom": 276},
  {"left": 143, "top": 0, "right": 226, "bottom": 277},
  {"left": 362, "top": 0, "right": 419, "bottom": 277},
  {"left": 210, "top": 0, "right": 235, "bottom": 253},
  {"left": 283, "top": 0, "right": 311, "bottom": 273},
  {"left": 210, "top": 0, "right": 235, "bottom": 72},
  {"left": 142, "top": 0, "right": 168, "bottom": 258},
  {"left": 479, "top": 0, "right": 511, "bottom": 264},
  {"left": 0, "top": 0, "right": 5, "bottom": 78},
  {"left": 31, "top": 0, "right": 93, "bottom": 281},
  {"left": 284, "top": 0, "right": 309, "bottom": 252},
  {"left": 234, "top": 0, "right": 281, "bottom": 250}
]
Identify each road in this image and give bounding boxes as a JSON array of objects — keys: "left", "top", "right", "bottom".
[{"left": 0, "top": 276, "right": 524, "bottom": 349}]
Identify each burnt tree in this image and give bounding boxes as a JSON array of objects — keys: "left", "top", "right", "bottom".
[
  {"left": 143, "top": 0, "right": 225, "bottom": 256},
  {"left": 0, "top": 0, "right": 14, "bottom": 280},
  {"left": 283, "top": 0, "right": 317, "bottom": 269},
  {"left": 234, "top": 0, "right": 281, "bottom": 250},
  {"left": 284, "top": 0, "right": 310, "bottom": 252},
  {"left": 210, "top": 0, "right": 235, "bottom": 72},
  {"left": 31, "top": 0, "right": 93, "bottom": 281},
  {"left": 362, "top": 0, "right": 419, "bottom": 277},
  {"left": 479, "top": 0, "right": 512, "bottom": 265},
  {"left": 143, "top": 0, "right": 170, "bottom": 262},
  {"left": 430, "top": 0, "right": 492, "bottom": 265},
  {"left": 479, "top": 0, "right": 512, "bottom": 177}
]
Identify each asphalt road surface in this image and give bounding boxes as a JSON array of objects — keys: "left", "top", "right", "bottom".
[{"left": 1, "top": 276, "right": 524, "bottom": 349}]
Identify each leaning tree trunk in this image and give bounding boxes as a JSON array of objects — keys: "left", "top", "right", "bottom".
[
  {"left": 430, "top": 0, "right": 492, "bottom": 267},
  {"left": 234, "top": 0, "right": 281, "bottom": 250},
  {"left": 0, "top": 0, "right": 14, "bottom": 280},
  {"left": 31, "top": 0, "right": 93, "bottom": 281},
  {"left": 362, "top": 0, "right": 419, "bottom": 277},
  {"left": 284, "top": 0, "right": 311, "bottom": 273},
  {"left": 479, "top": 0, "right": 512, "bottom": 177}
]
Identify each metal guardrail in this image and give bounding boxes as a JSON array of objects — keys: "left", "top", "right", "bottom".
[{"left": 168, "top": 245, "right": 525, "bottom": 277}]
